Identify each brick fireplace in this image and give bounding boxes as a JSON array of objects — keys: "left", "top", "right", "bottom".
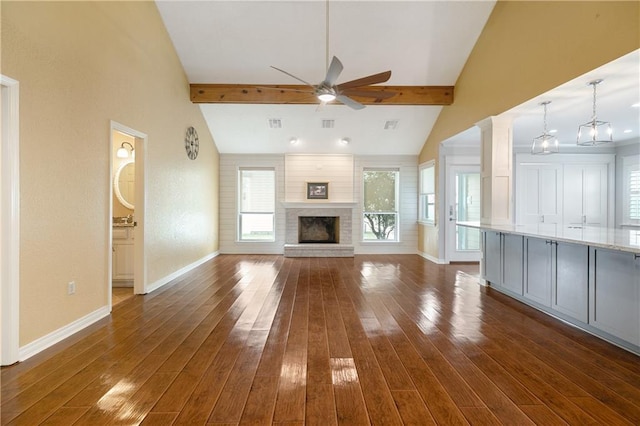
[{"left": 283, "top": 204, "right": 355, "bottom": 257}]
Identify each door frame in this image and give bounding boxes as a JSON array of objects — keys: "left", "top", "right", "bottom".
[
  {"left": 444, "top": 156, "right": 481, "bottom": 262},
  {"left": 1, "top": 75, "right": 20, "bottom": 366},
  {"left": 109, "top": 121, "right": 147, "bottom": 304}
]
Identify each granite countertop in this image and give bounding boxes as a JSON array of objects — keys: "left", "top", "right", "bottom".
[
  {"left": 113, "top": 222, "right": 135, "bottom": 227},
  {"left": 457, "top": 221, "right": 640, "bottom": 254}
]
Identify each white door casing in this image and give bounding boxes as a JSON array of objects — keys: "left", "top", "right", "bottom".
[{"left": 1, "top": 75, "right": 20, "bottom": 366}]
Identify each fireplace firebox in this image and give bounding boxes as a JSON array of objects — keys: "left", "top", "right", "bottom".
[{"left": 298, "top": 216, "right": 339, "bottom": 244}]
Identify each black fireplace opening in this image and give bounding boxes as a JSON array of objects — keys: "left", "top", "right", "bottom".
[{"left": 298, "top": 216, "right": 339, "bottom": 243}]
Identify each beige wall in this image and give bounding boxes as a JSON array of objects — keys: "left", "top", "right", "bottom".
[
  {"left": 2, "top": 2, "right": 219, "bottom": 346},
  {"left": 417, "top": 1, "right": 640, "bottom": 257}
]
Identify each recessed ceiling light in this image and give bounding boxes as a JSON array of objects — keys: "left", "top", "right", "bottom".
[
  {"left": 632, "top": 103, "right": 640, "bottom": 108},
  {"left": 268, "top": 118, "right": 282, "bottom": 129},
  {"left": 623, "top": 129, "right": 633, "bottom": 133},
  {"left": 340, "top": 138, "right": 350, "bottom": 145},
  {"left": 549, "top": 129, "right": 558, "bottom": 134},
  {"left": 290, "top": 137, "right": 298, "bottom": 144}
]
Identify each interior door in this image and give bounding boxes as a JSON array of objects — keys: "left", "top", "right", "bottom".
[{"left": 446, "top": 165, "right": 481, "bottom": 262}]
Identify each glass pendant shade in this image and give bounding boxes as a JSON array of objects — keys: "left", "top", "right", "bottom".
[
  {"left": 117, "top": 141, "right": 134, "bottom": 158},
  {"left": 531, "top": 101, "right": 559, "bottom": 155},
  {"left": 116, "top": 147, "right": 129, "bottom": 158},
  {"left": 577, "top": 79, "right": 613, "bottom": 146},
  {"left": 317, "top": 92, "right": 336, "bottom": 102}
]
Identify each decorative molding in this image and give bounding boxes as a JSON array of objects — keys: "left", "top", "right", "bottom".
[
  {"left": 282, "top": 202, "right": 356, "bottom": 209},
  {"left": 145, "top": 251, "right": 219, "bottom": 294},
  {"left": 19, "top": 306, "right": 110, "bottom": 362}
]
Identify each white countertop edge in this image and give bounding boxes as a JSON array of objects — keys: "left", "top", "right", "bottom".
[{"left": 457, "top": 221, "right": 640, "bottom": 254}]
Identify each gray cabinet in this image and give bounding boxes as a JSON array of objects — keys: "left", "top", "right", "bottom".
[
  {"left": 524, "top": 237, "right": 552, "bottom": 307},
  {"left": 482, "top": 231, "right": 523, "bottom": 295},
  {"left": 589, "top": 248, "right": 640, "bottom": 346},
  {"left": 552, "top": 241, "right": 589, "bottom": 323}
]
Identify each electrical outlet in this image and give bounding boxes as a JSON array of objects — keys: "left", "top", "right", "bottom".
[{"left": 67, "top": 281, "right": 76, "bottom": 295}]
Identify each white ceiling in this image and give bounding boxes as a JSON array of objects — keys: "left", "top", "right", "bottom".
[
  {"left": 156, "top": 1, "right": 639, "bottom": 156},
  {"left": 156, "top": 0, "right": 496, "bottom": 155}
]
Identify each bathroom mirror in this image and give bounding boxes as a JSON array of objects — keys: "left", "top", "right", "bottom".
[{"left": 114, "top": 160, "right": 135, "bottom": 210}]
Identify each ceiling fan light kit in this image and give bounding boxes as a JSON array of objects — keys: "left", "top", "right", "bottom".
[
  {"left": 577, "top": 79, "right": 613, "bottom": 146},
  {"left": 531, "top": 101, "right": 559, "bottom": 155},
  {"left": 270, "top": 55, "right": 393, "bottom": 110}
]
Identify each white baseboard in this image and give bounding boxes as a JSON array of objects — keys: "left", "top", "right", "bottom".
[
  {"left": 18, "top": 306, "right": 110, "bottom": 362},
  {"left": 145, "top": 251, "right": 219, "bottom": 294},
  {"left": 417, "top": 251, "right": 449, "bottom": 264}
]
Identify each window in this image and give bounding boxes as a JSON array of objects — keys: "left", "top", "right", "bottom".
[
  {"left": 623, "top": 156, "right": 640, "bottom": 225},
  {"left": 419, "top": 161, "right": 435, "bottom": 224},
  {"left": 238, "top": 168, "right": 275, "bottom": 241},
  {"left": 363, "top": 169, "right": 399, "bottom": 241}
]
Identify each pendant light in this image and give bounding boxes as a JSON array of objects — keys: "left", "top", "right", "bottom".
[
  {"left": 531, "top": 101, "right": 559, "bottom": 155},
  {"left": 577, "top": 79, "right": 613, "bottom": 146}
]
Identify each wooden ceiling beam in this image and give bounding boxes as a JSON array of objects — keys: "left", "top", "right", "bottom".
[{"left": 190, "top": 84, "right": 454, "bottom": 106}]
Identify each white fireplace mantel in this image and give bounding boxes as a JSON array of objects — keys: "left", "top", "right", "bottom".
[{"left": 281, "top": 202, "right": 357, "bottom": 209}]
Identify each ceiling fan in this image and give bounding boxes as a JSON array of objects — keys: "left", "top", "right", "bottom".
[{"left": 270, "top": 56, "right": 395, "bottom": 110}]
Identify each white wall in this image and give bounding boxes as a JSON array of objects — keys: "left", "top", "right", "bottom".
[
  {"left": 219, "top": 154, "right": 285, "bottom": 254},
  {"left": 220, "top": 154, "right": 419, "bottom": 254}
]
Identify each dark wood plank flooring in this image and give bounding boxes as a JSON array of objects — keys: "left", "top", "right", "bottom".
[{"left": 2, "top": 254, "right": 639, "bottom": 425}]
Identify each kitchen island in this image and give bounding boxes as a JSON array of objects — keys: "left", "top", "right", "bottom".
[{"left": 459, "top": 222, "right": 640, "bottom": 355}]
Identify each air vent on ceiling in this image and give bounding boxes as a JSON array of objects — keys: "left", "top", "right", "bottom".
[
  {"left": 322, "top": 119, "right": 335, "bottom": 129},
  {"left": 384, "top": 120, "right": 399, "bottom": 130},
  {"left": 268, "top": 118, "right": 282, "bottom": 129}
]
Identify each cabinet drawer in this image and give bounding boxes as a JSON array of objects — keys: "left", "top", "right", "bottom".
[{"left": 113, "top": 227, "right": 132, "bottom": 240}]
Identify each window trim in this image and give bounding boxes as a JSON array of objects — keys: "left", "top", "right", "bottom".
[
  {"left": 622, "top": 155, "right": 640, "bottom": 226},
  {"left": 419, "top": 160, "right": 436, "bottom": 226},
  {"left": 237, "top": 167, "right": 276, "bottom": 242},
  {"left": 362, "top": 168, "right": 400, "bottom": 242}
]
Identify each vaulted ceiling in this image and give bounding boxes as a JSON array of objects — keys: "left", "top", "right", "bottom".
[{"left": 156, "top": 1, "right": 639, "bottom": 155}]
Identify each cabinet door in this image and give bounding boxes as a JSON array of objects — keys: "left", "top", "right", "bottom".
[
  {"left": 563, "top": 165, "right": 584, "bottom": 225},
  {"left": 563, "top": 164, "right": 608, "bottom": 227},
  {"left": 524, "top": 237, "right": 552, "bottom": 306},
  {"left": 483, "top": 231, "right": 501, "bottom": 285},
  {"left": 502, "top": 234, "right": 523, "bottom": 295},
  {"left": 113, "top": 243, "right": 134, "bottom": 280},
  {"left": 582, "top": 164, "right": 607, "bottom": 227},
  {"left": 553, "top": 242, "right": 588, "bottom": 323},
  {"left": 519, "top": 165, "right": 563, "bottom": 227},
  {"left": 590, "top": 248, "right": 640, "bottom": 345}
]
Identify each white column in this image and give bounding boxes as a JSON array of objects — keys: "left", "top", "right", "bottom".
[{"left": 477, "top": 116, "right": 514, "bottom": 225}]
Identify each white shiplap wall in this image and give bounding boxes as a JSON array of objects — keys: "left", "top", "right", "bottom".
[
  {"left": 219, "top": 153, "right": 418, "bottom": 254},
  {"left": 354, "top": 156, "right": 419, "bottom": 254},
  {"left": 285, "top": 154, "right": 354, "bottom": 202},
  {"left": 219, "top": 154, "right": 285, "bottom": 254}
]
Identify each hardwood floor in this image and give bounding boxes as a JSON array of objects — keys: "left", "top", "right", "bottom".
[{"left": 2, "top": 254, "right": 639, "bottom": 425}]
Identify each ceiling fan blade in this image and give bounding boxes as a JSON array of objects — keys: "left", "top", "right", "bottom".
[
  {"left": 323, "top": 56, "right": 344, "bottom": 87},
  {"left": 270, "top": 66, "right": 315, "bottom": 88},
  {"left": 337, "top": 70, "right": 392, "bottom": 91},
  {"left": 341, "top": 89, "right": 396, "bottom": 100},
  {"left": 336, "top": 94, "right": 365, "bottom": 110}
]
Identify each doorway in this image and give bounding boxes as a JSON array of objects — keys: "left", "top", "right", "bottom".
[
  {"left": 1, "top": 75, "right": 20, "bottom": 365},
  {"left": 109, "top": 121, "right": 146, "bottom": 307},
  {"left": 445, "top": 163, "right": 482, "bottom": 262}
]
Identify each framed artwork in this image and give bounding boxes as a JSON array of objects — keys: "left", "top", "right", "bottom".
[{"left": 307, "top": 182, "right": 329, "bottom": 200}]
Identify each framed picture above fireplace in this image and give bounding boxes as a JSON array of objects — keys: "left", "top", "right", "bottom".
[{"left": 307, "top": 182, "right": 329, "bottom": 200}]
